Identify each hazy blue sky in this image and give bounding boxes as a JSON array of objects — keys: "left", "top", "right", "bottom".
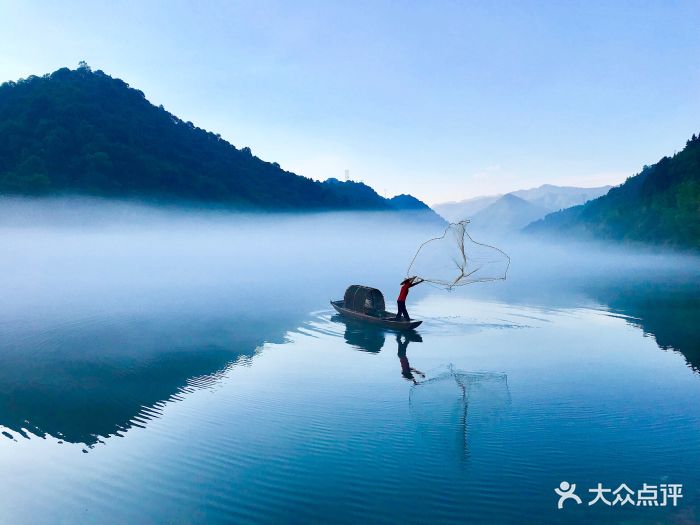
[{"left": 2, "top": 0, "right": 699, "bottom": 203}]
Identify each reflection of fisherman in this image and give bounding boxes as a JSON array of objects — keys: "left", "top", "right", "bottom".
[{"left": 397, "top": 333, "right": 425, "bottom": 384}]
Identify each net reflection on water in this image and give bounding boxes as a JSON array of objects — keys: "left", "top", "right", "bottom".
[{"left": 409, "top": 366, "right": 512, "bottom": 462}]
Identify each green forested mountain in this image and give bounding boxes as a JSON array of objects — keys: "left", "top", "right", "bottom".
[
  {"left": 526, "top": 135, "right": 700, "bottom": 249},
  {"left": 0, "top": 64, "right": 440, "bottom": 219}
]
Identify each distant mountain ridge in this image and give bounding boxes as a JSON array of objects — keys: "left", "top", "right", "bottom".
[
  {"left": 434, "top": 184, "right": 611, "bottom": 231},
  {"left": 470, "top": 194, "right": 551, "bottom": 232},
  {"left": 433, "top": 195, "right": 500, "bottom": 223},
  {"left": 526, "top": 134, "right": 700, "bottom": 249},
  {"left": 0, "top": 65, "right": 443, "bottom": 223},
  {"left": 510, "top": 184, "right": 612, "bottom": 212}
]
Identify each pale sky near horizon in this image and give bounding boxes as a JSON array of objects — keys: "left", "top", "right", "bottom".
[{"left": 1, "top": 0, "right": 699, "bottom": 204}]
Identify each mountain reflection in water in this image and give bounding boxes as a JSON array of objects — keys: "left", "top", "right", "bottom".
[
  {"left": 588, "top": 282, "right": 700, "bottom": 373},
  {"left": 0, "top": 308, "right": 310, "bottom": 446}
]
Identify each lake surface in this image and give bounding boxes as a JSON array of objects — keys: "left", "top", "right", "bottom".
[{"left": 1, "top": 202, "right": 699, "bottom": 524}]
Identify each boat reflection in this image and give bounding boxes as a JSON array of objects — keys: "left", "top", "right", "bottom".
[
  {"left": 330, "top": 314, "right": 427, "bottom": 385},
  {"left": 331, "top": 314, "right": 422, "bottom": 352}
]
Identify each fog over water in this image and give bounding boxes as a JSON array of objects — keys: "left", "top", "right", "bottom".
[
  {"left": 1, "top": 196, "right": 699, "bottom": 524},
  {"left": 0, "top": 197, "right": 436, "bottom": 317},
  {"left": 3, "top": 196, "right": 697, "bottom": 310}
]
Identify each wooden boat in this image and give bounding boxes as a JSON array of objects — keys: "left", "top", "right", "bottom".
[
  {"left": 331, "top": 300, "right": 423, "bottom": 329},
  {"left": 331, "top": 285, "right": 422, "bottom": 330}
]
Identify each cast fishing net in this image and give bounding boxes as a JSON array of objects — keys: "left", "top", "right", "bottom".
[{"left": 406, "top": 220, "right": 510, "bottom": 290}]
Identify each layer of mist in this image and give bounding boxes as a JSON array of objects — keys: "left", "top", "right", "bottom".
[
  {"left": 2, "top": 195, "right": 698, "bottom": 322},
  {"left": 1, "top": 196, "right": 699, "bottom": 444}
]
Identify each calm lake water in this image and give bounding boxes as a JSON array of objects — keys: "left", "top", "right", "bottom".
[{"left": 1, "top": 202, "right": 699, "bottom": 524}]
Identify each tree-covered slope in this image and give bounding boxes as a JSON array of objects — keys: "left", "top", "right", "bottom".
[
  {"left": 0, "top": 64, "right": 439, "bottom": 218},
  {"left": 525, "top": 134, "right": 700, "bottom": 249}
]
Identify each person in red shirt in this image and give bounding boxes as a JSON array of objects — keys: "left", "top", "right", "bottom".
[{"left": 395, "top": 276, "right": 424, "bottom": 321}]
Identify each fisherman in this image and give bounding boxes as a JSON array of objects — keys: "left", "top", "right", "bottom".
[{"left": 395, "top": 276, "right": 424, "bottom": 321}]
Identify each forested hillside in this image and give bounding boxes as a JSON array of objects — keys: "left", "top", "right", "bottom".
[
  {"left": 526, "top": 135, "right": 700, "bottom": 249},
  {"left": 0, "top": 64, "right": 439, "bottom": 219}
]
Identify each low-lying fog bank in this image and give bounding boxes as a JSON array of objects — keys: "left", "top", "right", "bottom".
[{"left": 1, "top": 196, "right": 698, "bottom": 321}]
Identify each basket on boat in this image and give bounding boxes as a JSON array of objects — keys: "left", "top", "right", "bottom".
[{"left": 343, "top": 285, "right": 386, "bottom": 316}]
